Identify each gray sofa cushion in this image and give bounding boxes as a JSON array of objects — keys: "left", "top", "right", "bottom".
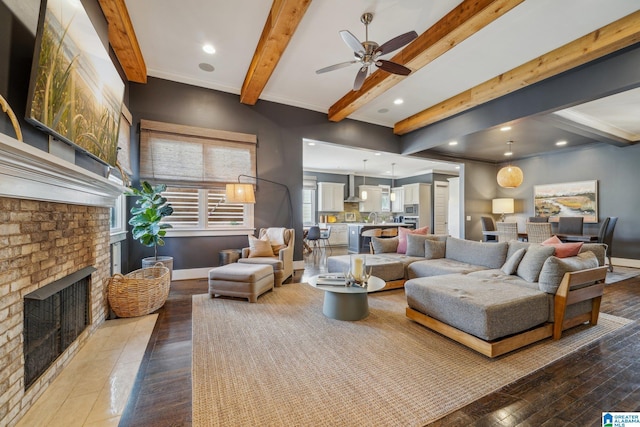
[
  {"left": 424, "top": 239, "right": 446, "bottom": 259},
  {"left": 405, "top": 275, "right": 549, "bottom": 341},
  {"left": 507, "top": 240, "right": 530, "bottom": 258},
  {"left": 406, "top": 234, "right": 430, "bottom": 257},
  {"left": 407, "top": 259, "right": 486, "bottom": 279},
  {"left": 501, "top": 247, "right": 526, "bottom": 275},
  {"left": 445, "top": 237, "right": 508, "bottom": 269},
  {"left": 371, "top": 236, "right": 398, "bottom": 254},
  {"left": 580, "top": 243, "right": 606, "bottom": 266},
  {"left": 516, "top": 244, "right": 556, "bottom": 282},
  {"left": 538, "top": 251, "right": 599, "bottom": 293}
]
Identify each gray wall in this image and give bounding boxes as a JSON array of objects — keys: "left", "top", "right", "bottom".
[{"left": 126, "top": 77, "right": 401, "bottom": 271}]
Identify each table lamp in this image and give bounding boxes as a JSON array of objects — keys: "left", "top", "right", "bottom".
[{"left": 492, "top": 198, "right": 514, "bottom": 222}]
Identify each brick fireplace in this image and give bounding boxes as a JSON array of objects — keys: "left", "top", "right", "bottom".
[{"left": 0, "top": 133, "right": 122, "bottom": 426}]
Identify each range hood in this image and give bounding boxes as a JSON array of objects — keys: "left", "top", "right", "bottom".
[{"left": 344, "top": 174, "right": 363, "bottom": 203}]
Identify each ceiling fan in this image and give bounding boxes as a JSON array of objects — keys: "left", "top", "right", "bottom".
[{"left": 316, "top": 13, "right": 418, "bottom": 91}]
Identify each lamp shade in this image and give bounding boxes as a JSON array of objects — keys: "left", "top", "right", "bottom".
[
  {"left": 225, "top": 183, "right": 255, "bottom": 203},
  {"left": 492, "top": 198, "right": 514, "bottom": 215},
  {"left": 497, "top": 165, "right": 524, "bottom": 188}
]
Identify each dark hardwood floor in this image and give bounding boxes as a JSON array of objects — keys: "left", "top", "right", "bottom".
[{"left": 120, "top": 248, "right": 640, "bottom": 426}]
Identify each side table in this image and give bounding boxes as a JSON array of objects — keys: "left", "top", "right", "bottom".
[{"left": 218, "top": 249, "right": 241, "bottom": 266}]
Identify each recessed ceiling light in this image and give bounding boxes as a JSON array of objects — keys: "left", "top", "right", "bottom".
[
  {"left": 500, "top": 126, "right": 512, "bottom": 132},
  {"left": 374, "top": 152, "right": 381, "bottom": 156},
  {"left": 202, "top": 44, "right": 216, "bottom": 54},
  {"left": 448, "top": 141, "right": 458, "bottom": 146},
  {"left": 393, "top": 99, "right": 404, "bottom": 105},
  {"left": 307, "top": 142, "right": 315, "bottom": 146},
  {"left": 378, "top": 108, "right": 389, "bottom": 114},
  {"left": 556, "top": 140, "right": 567, "bottom": 146},
  {"left": 504, "top": 151, "right": 513, "bottom": 156},
  {"left": 198, "top": 63, "right": 214, "bottom": 72},
  {"left": 455, "top": 166, "right": 460, "bottom": 170}
]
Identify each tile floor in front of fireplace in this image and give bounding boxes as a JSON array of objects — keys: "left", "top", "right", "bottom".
[{"left": 16, "top": 314, "right": 157, "bottom": 427}]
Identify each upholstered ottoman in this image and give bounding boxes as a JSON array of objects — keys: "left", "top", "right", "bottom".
[
  {"left": 237, "top": 257, "right": 284, "bottom": 287},
  {"left": 208, "top": 263, "right": 274, "bottom": 303}
]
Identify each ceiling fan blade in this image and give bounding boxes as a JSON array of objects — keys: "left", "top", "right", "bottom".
[
  {"left": 316, "top": 61, "right": 358, "bottom": 74},
  {"left": 375, "top": 60, "right": 412, "bottom": 76},
  {"left": 375, "top": 31, "right": 418, "bottom": 55},
  {"left": 353, "top": 66, "right": 368, "bottom": 91},
  {"left": 340, "top": 30, "right": 364, "bottom": 56}
]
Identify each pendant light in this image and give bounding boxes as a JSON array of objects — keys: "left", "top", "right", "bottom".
[
  {"left": 390, "top": 163, "right": 396, "bottom": 202},
  {"left": 361, "top": 159, "right": 368, "bottom": 200},
  {"left": 497, "top": 141, "right": 524, "bottom": 188}
]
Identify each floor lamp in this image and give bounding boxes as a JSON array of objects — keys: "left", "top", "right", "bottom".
[{"left": 225, "top": 174, "right": 293, "bottom": 229}]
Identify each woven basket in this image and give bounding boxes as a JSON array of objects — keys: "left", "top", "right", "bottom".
[{"left": 108, "top": 263, "right": 170, "bottom": 318}]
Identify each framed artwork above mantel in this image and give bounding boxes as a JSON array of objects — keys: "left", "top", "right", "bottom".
[{"left": 533, "top": 180, "right": 598, "bottom": 223}]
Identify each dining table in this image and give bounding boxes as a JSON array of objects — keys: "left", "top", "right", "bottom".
[{"left": 482, "top": 230, "right": 598, "bottom": 243}]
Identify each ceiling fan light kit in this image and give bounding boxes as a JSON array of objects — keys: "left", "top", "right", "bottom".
[
  {"left": 497, "top": 141, "right": 524, "bottom": 188},
  {"left": 316, "top": 13, "right": 417, "bottom": 90}
]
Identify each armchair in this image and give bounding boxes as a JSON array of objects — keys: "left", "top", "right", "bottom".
[{"left": 239, "top": 228, "right": 295, "bottom": 286}]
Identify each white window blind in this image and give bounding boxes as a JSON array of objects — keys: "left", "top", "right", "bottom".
[
  {"left": 162, "top": 186, "right": 250, "bottom": 230},
  {"left": 139, "top": 120, "right": 257, "bottom": 185}
]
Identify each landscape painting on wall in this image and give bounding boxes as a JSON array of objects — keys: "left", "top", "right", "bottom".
[
  {"left": 534, "top": 180, "right": 598, "bottom": 223},
  {"left": 26, "top": 0, "right": 124, "bottom": 166}
]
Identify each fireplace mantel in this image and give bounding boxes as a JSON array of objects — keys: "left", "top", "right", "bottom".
[{"left": 0, "top": 132, "right": 123, "bottom": 207}]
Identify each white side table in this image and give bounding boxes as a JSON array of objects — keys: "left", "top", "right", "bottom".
[{"left": 308, "top": 275, "right": 385, "bottom": 321}]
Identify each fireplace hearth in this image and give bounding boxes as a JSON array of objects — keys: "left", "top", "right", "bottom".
[{"left": 23, "top": 267, "right": 96, "bottom": 390}]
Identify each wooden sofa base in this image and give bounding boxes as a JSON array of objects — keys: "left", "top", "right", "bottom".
[
  {"left": 377, "top": 279, "right": 406, "bottom": 291},
  {"left": 406, "top": 307, "right": 554, "bottom": 358}
]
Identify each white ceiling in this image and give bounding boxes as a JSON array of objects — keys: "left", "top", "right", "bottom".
[{"left": 121, "top": 0, "right": 640, "bottom": 172}]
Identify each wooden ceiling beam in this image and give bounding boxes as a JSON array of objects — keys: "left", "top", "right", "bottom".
[
  {"left": 327, "top": 0, "right": 524, "bottom": 123},
  {"left": 98, "top": 0, "right": 147, "bottom": 83},
  {"left": 394, "top": 10, "right": 640, "bottom": 135},
  {"left": 240, "top": 0, "right": 312, "bottom": 105}
]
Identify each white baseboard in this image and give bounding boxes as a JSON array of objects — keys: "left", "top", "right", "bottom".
[
  {"left": 173, "top": 267, "right": 212, "bottom": 281},
  {"left": 611, "top": 257, "right": 640, "bottom": 269}
]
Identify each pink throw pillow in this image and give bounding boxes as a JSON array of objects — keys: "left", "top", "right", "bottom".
[
  {"left": 397, "top": 226, "right": 430, "bottom": 254},
  {"left": 541, "top": 235, "right": 583, "bottom": 258}
]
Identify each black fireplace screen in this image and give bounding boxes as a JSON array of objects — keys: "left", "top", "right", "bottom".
[{"left": 23, "top": 267, "right": 94, "bottom": 390}]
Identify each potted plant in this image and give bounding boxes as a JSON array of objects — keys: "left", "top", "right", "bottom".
[{"left": 127, "top": 181, "right": 175, "bottom": 277}]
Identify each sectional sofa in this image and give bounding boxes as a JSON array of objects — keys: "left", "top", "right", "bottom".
[{"left": 327, "top": 234, "right": 609, "bottom": 357}]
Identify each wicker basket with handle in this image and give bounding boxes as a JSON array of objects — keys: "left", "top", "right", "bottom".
[{"left": 108, "top": 263, "right": 170, "bottom": 317}]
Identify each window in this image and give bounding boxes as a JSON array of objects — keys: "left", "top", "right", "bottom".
[
  {"left": 303, "top": 176, "right": 317, "bottom": 225},
  {"left": 161, "top": 186, "right": 254, "bottom": 236},
  {"left": 138, "top": 120, "right": 257, "bottom": 236},
  {"left": 109, "top": 175, "right": 127, "bottom": 243}
]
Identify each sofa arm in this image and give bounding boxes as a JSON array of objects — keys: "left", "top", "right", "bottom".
[{"left": 241, "top": 247, "right": 250, "bottom": 258}]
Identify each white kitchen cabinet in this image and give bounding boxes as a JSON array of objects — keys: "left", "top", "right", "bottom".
[
  {"left": 391, "top": 187, "right": 404, "bottom": 213},
  {"left": 358, "top": 185, "right": 382, "bottom": 212},
  {"left": 326, "top": 223, "right": 348, "bottom": 246},
  {"left": 380, "top": 185, "right": 391, "bottom": 212},
  {"left": 317, "top": 182, "right": 344, "bottom": 212},
  {"left": 403, "top": 183, "right": 430, "bottom": 205}
]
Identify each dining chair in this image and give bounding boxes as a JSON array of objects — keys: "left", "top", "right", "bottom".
[
  {"left": 305, "top": 226, "right": 322, "bottom": 253},
  {"left": 319, "top": 226, "right": 332, "bottom": 252},
  {"left": 526, "top": 222, "right": 552, "bottom": 243},
  {"left": 597, "top": 217, "right": 618, "bottom": 271},
  {"left": 528, "top": 216, "right": 549, "bottom": 223},
  {"left": 558, "top": 217, "right": 584, "bottom": 235},
  {"left": 496, "top": 222, "right": 518, "bottom": 242},
  {"left": 481, "top": 216, "right": 497, "bottom": 242}
]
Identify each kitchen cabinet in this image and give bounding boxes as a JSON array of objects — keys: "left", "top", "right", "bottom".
[
  {"left": 403, "top": 183, "right": 430, "bottom": 205},
  {"left": 326, "top": 223, "right": 348, "bottom": 246},
  {"left": 391, "top": 187, "right": 404, "bottom": 213},
  {"left": 358, "top": 185, "right": 382, "bottom": 212},
  {"left": 380, "top": 185, "right": 391, "bottom": 212},
  {"left": 318, "top": 182, "right": 344, "bottom": 212}
]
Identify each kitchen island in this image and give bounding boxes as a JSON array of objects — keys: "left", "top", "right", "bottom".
[{"left": 347, "top": 223, "right": 410, "bottom": 253}]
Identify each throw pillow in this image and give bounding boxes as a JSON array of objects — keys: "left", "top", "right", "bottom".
[
  {"left": 406, "top": 234, "right": 430, "bottom": 257},
  {"left": 501, "top": 247, "right": 527, "bottom": 275},
  {"left": 248, "top": 235, "right": 273, "bottom": 257},
  {"left": 397, "top": 226, "right": 429, "bottom": 254},
  {"left": 271, "top": 244, "right": 286, "bottom": 256},
  {"left": 516, "top": 244, "right": 556, "bottom": 282},
  {"left": 424, "top": 239, "right": 446, "bottom": 259},
  {"left": 538, "top": 251, "right": 599, "bottom": 293},
  {"left": 371, "top": 236, "right": 398, "bottom": 254},
  {"left": 265, "top": 227, "right": 286, "bottom": 246},
  {"left": 542, "top": 235, "right": 583, "bottom": 258}
]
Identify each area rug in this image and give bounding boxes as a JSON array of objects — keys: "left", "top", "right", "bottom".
[
  {"left": 192, "top": 285, "right": 631, "bottom": 427},
  {"left": 606, "top": 266, "right": 640, "bottom": 284}
]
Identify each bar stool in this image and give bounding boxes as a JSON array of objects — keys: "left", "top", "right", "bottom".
[{"left": 361, "top": 228, "right": 382, "bottom": 253}]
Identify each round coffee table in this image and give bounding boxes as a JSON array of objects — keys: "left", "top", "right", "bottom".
[{"left": 308, "top": 275, "right": 385, "bottom": 321}]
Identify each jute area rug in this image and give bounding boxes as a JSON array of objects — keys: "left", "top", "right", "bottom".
[{"left": 192, "top": 284, "right": 631, "bottom": 427}]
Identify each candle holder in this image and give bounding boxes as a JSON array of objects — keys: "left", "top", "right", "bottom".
[{"left": 346, "top": 254, "right": 371, "bottom": 287}]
